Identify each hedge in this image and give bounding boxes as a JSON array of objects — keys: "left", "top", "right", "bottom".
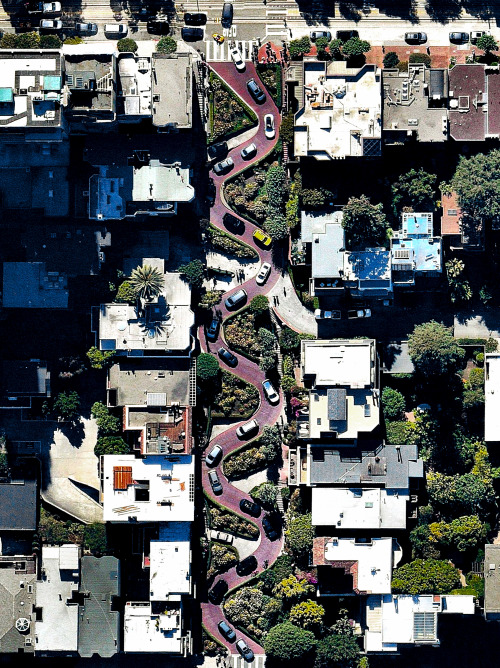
[
  {"left": 222, "top": 308, "right": 262, "bottom": 364},
  {"left": 205, "top": 493, "right": 260, "bottom": 540},
  {"left": 207, "top": 224, "right": 257, "bottom": 259}
]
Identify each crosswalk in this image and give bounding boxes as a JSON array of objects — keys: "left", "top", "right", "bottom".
[{"left": 205, "top": 39, "right": 256, "bottom": 62}]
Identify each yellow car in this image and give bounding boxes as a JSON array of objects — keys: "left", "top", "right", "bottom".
[{"left": 253, "top": 229, "right": 272, "bottom": 247}]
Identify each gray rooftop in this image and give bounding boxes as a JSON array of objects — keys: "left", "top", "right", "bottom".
[
  {"left": 485, "top": 544, "right": 500, "bottom": 619},
  {"left": 0, "top": 477, "right": 37, "bottom": 531},
  {"left": 78, "top": 556, "right": 120, "bottom": 658},
  {"left": 152, "top": 52, "right": 192, "bottom": 129},
  {"left": 3, "top": 262, "right": 68, "bottom": 309},
  {"left": 301, "top": 210, "right": 345, "bottom": 279},
  {"left": 1, "top": 360, "right": 49, "bottom": 400},
  {"left": 65, "top": 54, "right": 116, "bottom": 115},
  {"left": 0, "top": 557, "right": 36, "bottom": 653},
  {"left": 309, "top": 443, "right": 423, "bottom": 488},
  {"left": 381, "top": 342, "right": 415, "bottom": 375}
]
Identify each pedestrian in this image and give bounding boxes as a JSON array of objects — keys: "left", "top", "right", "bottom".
[
  {"left": 283, "top": 286, "right": 287, "bottom": 296},
  {"left": 276, "top": 296, "right": 280, "bottom": 305}
]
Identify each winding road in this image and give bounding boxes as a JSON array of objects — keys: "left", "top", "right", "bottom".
[{"left": 200, "top": 61, "right": 285, "bottom": 657}]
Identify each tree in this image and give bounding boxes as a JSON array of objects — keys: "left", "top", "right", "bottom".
[
  {"left": 450, "top": 149, "right": 500, "bottom": 228},
  {"left": 156, "top": 36, "right": 177, "bottom": 54},
  {"left": 383, "top": 51, "right": 400, "bottom": 68},
  {"left": 197, "top": 353, "right": 219, "bottom": 381},
  {"left": 342, "top": 195, "right": 388, "bottom": 249},
  {"left": 91, "top": 402, "right": 121, "bottom": 435},
  {"left": 408, "top": 320, "right": 465, "bottom": 377},
  {"left": 260, "top": 425, "right": 282, "bottom": 461},
  {"left": 409, "top": 52, "right": 431, "bottom": 66},
  {"left": 251, "top": 482, "right": 278, "bottom": 509},
  {"left": 477, "top": 34, "right": 498, "bottom": 54},
  {"left": 115, "top": 281, "right": 137, "bottom": 305},
  {"left": 446, "top": 258, "right": 472, "bottom": 303},
  {"left": 17, "top": 32, "right": 40, "bottom": 49},
  {"left": 381, "top": 387, "right": 405, "bottom": 420},
  {"left": 285, "top": 513, "right": 314, "bottom": 557},
  {"left": 301, "top": 188, "right": 335, "bottom": 209},
  {"left": 40, "top": 34, "right": 62, "bottom": 48},
  {"left": 289, "top": 36, "right": 311, "bottom": 59},
  {"left": 315, "top": 634, "right": 360, "bottom": 668},
  {"left": 263, "top": 622, "right": 316, "bottom": 663},
  {"left": 341, "top": 37, "right": 371, "bottom": 59},
  {"left": 117, "top": 38, "right": 138, "bottom": 52},
  {"left": 94, "top": 436, "right": 129, "bottom": 457},
  {"left": 280, "top": 112, "right": 294, "bottom": 144},
  {"left": 427, "top": 471, "right": 495, "bottom": 518},
  {"left": 273, "top": 575, "right": 315, "bottom": 601},
  {"left": 290, "top": 599, "right": 325, "bottom": 630},
  {"left": 429, "top": 515, "right": 488, "bottom": 553},
  {"left": 315, "top": 36, "right": 329, "bottom": 58},
  {"left": 249, "top": 295, "right": 269, "bottom": 314},
  {"left": 391, "top": 168, "right": 437, "bottom": 214},
  {"left": 224, "top": 586, "right": 281, "bottom": 638},
  {"left": 266, "top": 164, "right": 288, "bottom": 212},
  {"left": 280, "top": 327, "right": 300, "bottom": 351},
  {"left": 86, "top": 346, "right": 115, "bottom": 370},
  {"left": 53, "top": 391, "right": 80, "bottom": 420},
  {"left": 391, "top": 559, "right": 461, "bottom": 595},
  {"left": 198, "top": 290, "right": 223, "bottom": 310},
  {"left": 329, "top": 38, "right": 343, "bottom": 59},
  {"left": 84, "top": 523, "right": 107, "bottom": 555},
  {"left": 177, "top": 259, "right": 205, "bottom": 288},
  {"left": 130, "top": 264, "right": 164, "bottom": 301}
]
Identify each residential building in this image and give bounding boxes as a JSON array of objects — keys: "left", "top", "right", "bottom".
[
  {"left": 440, "top": 188, "right": 483, "bottom": 250},
  {"left": 63, "top": 52, "right": 116, "bottom": 127},
  {"left": 382, "top": 64, "right": 448, "bottom": 144},
  {"left": 0, "top": 360, "right": 50, "bottom": 409},
  {"left": 0, "top": 555, "right": 37, "bottom": 653},
  {"left": 364, "top": 594, "right": 474, "bottom": 652},
  {"left": 35, "top": 545, "right": 80, "bottom": 656},
  {"left": 77, "top": 556, "right": 120, "bottom": 658},
  {"left": 313, "top": 536, "right": 401, "bottom": 595},
  {"left": 3, "top": 262, "right": 68, "bottom": 308},
  {"left": 300, "top": 210, "right": 345, "bottom": 296},
  {"left": 152, "top": 52, "right": 193, "bottom": 130},
  {"left": 93, "top": 259, "right": 195, "bottom": 357},
  {"left": 485, "top": 353, "right": 500, "bottom": 443},
  {"left": 391, "top": 213, "right": 442, "bottom": 286},
  {"left": 117, "top": 54, "right": 152, "bottom": 122},
  {"left": 0, "top": 474, "right": 38, "bottom": 531},
  {"left": 294, "top": 59, "right": 382, "bottom": 160},
  {"left": 343, "top": 249, "right": 393, "bottom": 299},
  {"left": 484, "top": 544, "right": 500, "bottom": 620}
]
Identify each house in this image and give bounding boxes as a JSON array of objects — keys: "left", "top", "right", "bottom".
[
  {"left": 0, "top": 474, "right": 38, "bottom": 531},
  {"left": 117, "top": 54, "right": 152, "bottom": 122},
  {"left": 382, "top": 64, "right": 448, "bottom": 144},
  {"left": 93, "top": 259, "right": 195, "bottom": 356},
  {"left": 0, "top": 360, "right": 50, "bottom": 409},
  {"left": 63, "top": 52, "right": 116, "bottom": 127},
  {"left": 364, "top": 594, "right": 474, "bottom": 652},
  {"left": 0, "top": 555, "right": 37, "bottom": 653},
  {"left": 152, "top": 52, "right": 193, "bottom": 130},
  {"left": 440, "top": 189, "right": 483, "bottom": 250},
  {"left": 77, "top": 556, "right": 120, "bottom": 658},
  {"left": 391, "top": 213, "right": 442, "bottom": 286},
  {"left": 300, "top": 210, "right": 345, "bottom": 297},
  {"left": 3, "top": 262, "right": 68, "bottom": 308},
  {"left": 343, "top": 249, "right": 393, "bottom": 299},
  {"left": 484, "top": 544, "right": 500, "bottom": 620},
  {"left": 35, "top": 544, "right": 80, "bottom": 656},
  {"left": 313, "top": 536, "right": 401, "bottom": 596},
  {"left": 294, "top": 59, "right": 382, "bottom": 160},
  {"left": 485, "top": 354, "right": 500, "bottom": 443}
]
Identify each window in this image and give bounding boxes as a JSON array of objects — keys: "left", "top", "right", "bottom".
[
  {"left": 413, "top": 612, "right": 436, "bottom": 641},
  {"left": 316, "top": 418, "right": 321, "bottom": 425}
]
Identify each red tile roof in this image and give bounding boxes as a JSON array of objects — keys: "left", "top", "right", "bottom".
[
  {"left": 441, "top": 191, "right": 462, "bottom": 235},
  {"left": 449, "top": 65, "right": 486, "bottom": 141}
]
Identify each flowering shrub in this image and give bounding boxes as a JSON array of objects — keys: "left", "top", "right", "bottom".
[
  {"left": 212, "top": 370, "right": 259, "bottom": 418},
  {"left": 223, "top": 446, "right": 267, "bottom": 479},
  {"left": 207, "top": 226, "right": 257, "bottom": 259},
  {"left": 224, "top": 586, "right": 281, "bottom": 639},
  {"left": 225, "top": 312, "right": 261, "bottom": 358},
  {"left": 209, "top": 74, "right": 256, "bottom": 142},
  {"left": 210, "top": 506, "right": 259, "bottom": 539},
  {"left": 207, "top": 543, "right": 238, "bottom": 580}
]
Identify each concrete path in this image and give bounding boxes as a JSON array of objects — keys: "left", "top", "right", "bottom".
[
  {"left": 231, "top": 469, "right": 269, "bottom": 495},
  {"left": 454, "top": 311, "right": 500, "bottom": 339},
  {"left": 268, "top": 272, "right": 317, "bottom": 336}
]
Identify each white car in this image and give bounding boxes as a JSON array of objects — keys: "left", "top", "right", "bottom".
[
  {"left": 256, "top": 262, "right": 271, "bottom": 286},
  {"left": 264, "top": 113, "right": 275, "bottom": 139},
  {"left": 314, "top": 309, "right": 341, "bottom": 320},
  {"left": 262, "top": 380, "right": 279, "bottom": 405},
  {"left": 229, "top": 45, "right": 245, "bottom": 72},
  {"left": 240, "top": 142, "right": 257, "bottom": 159},
  {"left": 43, "top": 2, "right": 61, "bottom": 12},
  {"left": 40, "top": 18, "right": 62, "bottom": 29}
]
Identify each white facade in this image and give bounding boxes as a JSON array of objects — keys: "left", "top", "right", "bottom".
[
  {"left": 149, "top": 539, "right": 191, "bottom": 601},
  {"left": 312, "top": 487, "right": 409, "bottom": 529}
]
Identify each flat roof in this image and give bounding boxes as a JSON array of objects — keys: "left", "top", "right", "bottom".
[
  {"left": 344, "top": 250, "right": 392, "bottom": 285},
  {"left": 440, "top": 191, "right": 462, "bottom": 236},
  {"left": 132, "top": 159, "right": 194, "bottom": 203},
  {"left": 0, "top": 477, "right": 37, "bottom": 531},
  {"left": 302, "top": 339, "right": 374, "bottom": 388},
  {"left": 124, "top": 602, "right": 184, "bottom": 653},
  {"left": 300, "top": 210, "right": 346, "bottom": 279},
  {"left": 487, "top": 70, "right": 500, "bottom": 136},
  {"left": 108, "top": 359, "right": 192, "bottom": 407},
  {"left": 311, "top": 487, "right": 408, "bottom": 529},
  {"left": 485, "top": 354, "right": 500, "bottom": 442},
  {"left": 449, "top": 64, "right": 486, "bottom": 141},
  {"left": 0, "top": 360, "right": 49, "bottom": 398},
  {"left": 484, "top": 544, "right": 500, "bottom": 617},
  {"left": 150, "top": 538, "right": 191, "bottom": 600},
  {"left": 152, "top": 53, "right": 192, "bottom": 128},
  {"left": 3, "top": 262, "right": 68, "bottom": 309},
  {"left": 307, "top": 388, "right": 379, "bottom": 440}
]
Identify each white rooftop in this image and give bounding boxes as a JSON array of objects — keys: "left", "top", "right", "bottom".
[
  {"left": 485, "top": 354, "right": 500, "bottom": 442},
  {"left": 102, "top": 454, "right": 194, "bottom": 523},
  {"left": 312, "top": 487, "right": 408, "bottom": 529},
  {"left": 302, "top": 339, "right": 374, "bottom": 388},
  {"left": 323, "top": 537, "right": 394, "bottom": 594},
  {"left": 118, "top": 55, "right": 152, "bottom": 117},
  {"left": 124, "top": 602, "right": 185, "bottom": 654},
  {"left": 150, "top": 539, "right": 191, "bottom": 601}
]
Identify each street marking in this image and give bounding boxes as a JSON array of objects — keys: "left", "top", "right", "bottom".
[
  {"left": 205, "top": 39, "right": 256, "bottom": 62},
  {"left": 266, "top": 26, "right": 288, "bottom": 36}
]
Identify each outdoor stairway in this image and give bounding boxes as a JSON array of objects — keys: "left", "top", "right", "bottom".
[
  {"left": 276, "top": 479, "right": 286, "bottom": 514},
  {"left": 286, "top": 64, "right": 303, "bottom": 107},
  {"left": 269, "top": 308, "right": 283, "bottom": 377},
  {"left": 96, "top": 73, "right": 113, "bottom": 92},
  {"left": 366, "top": 595, "right": 383, "bottom": 633},
  {"left": 195, "top": 61, "right": 207, "bottom": 125},
  {"left": 189, "top": 358, "right": 197, "bottom": 406},
  {"left": 282, "top": 142, "right": 289, "bottom": 165}
]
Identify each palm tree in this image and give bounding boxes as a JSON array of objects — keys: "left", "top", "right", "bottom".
[{"left": 130, "top": 265, "right": 165, "bottom": 302}]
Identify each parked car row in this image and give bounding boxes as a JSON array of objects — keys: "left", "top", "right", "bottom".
[{"left": 216, "top": 620, "right": 254, "bottom": 661}]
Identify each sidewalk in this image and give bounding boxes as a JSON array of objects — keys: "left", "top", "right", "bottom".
[{"left": 268, "top": 273, "right": 318, "bottom": 336}]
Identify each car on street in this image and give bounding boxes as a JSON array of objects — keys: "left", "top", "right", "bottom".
[
  {"left": 236, "top": 638, "right": 254, "bottom": 662},
  {"left": 43, "top": 2, "right": 61, "bottom": 12},
  {"left": 205, "top": 444, "right": 223, "bottom": 467},
  {"left": 208, "top": 579, "right": 228, "bottom": 604},
  {"left": 239, "top": 498, "right": 261, "bottom": 517},
  {"left": 76, "top": 22, "right": 98, "bottom": 34},
  {"left": 236, "top": 555, "right": 257, "bottom": 576},
  {"left": 247, "top": 78, "right": 266, "bottom": 103},
  {"left": 262, "top": 379, "right": 279, "bottom": 405},
  {"left": 310, "top": 30, "right": 331, "bottom": 41},
  {"left": 225, "top": 289, "right": 247, "bottom": 310},
  {"left": 221, "top": 2, "right": 233, "bottom": 28},
  {"left": 405, "top": 32, "right": 427, "bottom": 44},
  {"left": 256, "top": 262, "right": 271, "bottom": 286},
  {"left": 181, "top": 26, "right": 204, "bottom": 41},
  {"left": 218, "top": 347, "right": 238, "bottom": 367},
  {"left": 218, "top": 620, "right": 236, "bottom": 642},
  {"left": 347, "top": 308, "right": 371, "bottom": 319},
  {"left": 314, "top": 309, "right": 341, "bottom": 319},
  {"left": 208, "top": 470, "right": 223, "bottom": 495},
  {"left": 236, "top": 418, "right": 259, "bottom": 439},
  {"left": 210, "top": 530, "right": 234, "bottom": 544},
  {"left": 184, "top": 12, "right": 207, "bottom": 25},
  {"left": 449, "top": 32, "right": 469, "bottom": 43},
  {"left": 229, "top": 44, "right": 245, "bottom": 71},
  {"left": 336, "top": 29, "right": 358, "bottom": 42},
  {"left": 253, "top": 229, "right": 272, "bottom": 247},
  {"left": 104, "top": 23, "right": 128, "bottom": 37},
  {"left": 207, "top": 178, "right": 216, "bottom": 206},
  {"left": 147, "top": 19, "right": 170, "bottom": 34},
  {"left": 262, "top": 514, "right": 279, "bottom": 541},
  {"left": 223, "top": 212, "right": 244, "bottom": 233},
  {"left": 206, "top": 317, "right": 220, "bottom": 342},
  {"left": 264, "top": 113, "right": 275, "bottom": 139},
  {"left": 241, "top": 142, "right": 257, "bottom": 159},
  {"left": 213, "top": 157, "right": 234, "bottom": 175},
  {"left": 40, "top": 18, "right": 62, "bottom": 29},
  {"left": 207, "top": 141, "right": 228, "bottom": 162}
]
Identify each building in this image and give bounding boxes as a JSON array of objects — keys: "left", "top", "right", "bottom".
[
  {"left": 152, "top": 52, "right": 193, "bottom": 130},
  {"left": 294, "top": 60, "right": 381, "bottom": 160},
  {"left": 0, "top": 474, "right": 38, "bottom": 531},
  {"left": 484, "top": 544, "right": 500, "bottom": 620},
  {"left": 0, "top": 360, "right": 50, "bottom": 409},
  {"left": 77, "top": 556, "right": 120, "bottom": 658},
  {"left": 343, "top": 249, "right": 393, "bottom": 299},
  {"left": 94, "top": 259, "right": 195, "bottom": 357},
  {"left": 300, "top": 210, "right": 345, "bottom": 297},
  {"left": 382, "top": 64, "right": 448, "bottom": 144},
  {"left": 116, "top": 54, "right": 152, "bottom": 122},
  {"left": 35, "top": 545, "right": 80, "bottom": 656},
  {"left": 3, "top": 262, "right": 68, "bottom": 308},
  {"left": 391, "top": 213, "right": 442, "bottom": 286},
  {"left": 313, "top": 536, "right": 401, "bottom": 595},
  {"left": 485, "top": 354, "right": 500, "bottom": 443},
  {"left": 364, "top": 594, "right": 474, "bottom": 653},
  {"left": 63, "top": 52, "right": 116, "bottom": 127},
  {"left": 440, "top": 188, "right": 483, "bottom": 250},
  {"left": 0, "top": 555, "right": 37, "bottom": 653}
]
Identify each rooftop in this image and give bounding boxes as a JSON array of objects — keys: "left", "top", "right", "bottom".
[
  {"left": 440, "top": 190, "right": 462, "bottom": 236},
  {"left": 124, "top": 602, "right": 187, "bottom": 654},
  {"left": 3, "top": 262, "right": 68, "bottom": 308},
  {"left": 301, "top": 210, "right": 345, "bottom": 279},
  {"left": 0, "top": 360, "right": 50, "bottom": 408},
  {"left": 150, "top": 535, "right": 191, "bottom": 600},
  {"left": 117, "top": 54, "right": 152, "bottom": 118},
  {"left": 448, "top": 64, "right": 486, "bottom": 142},
  {"left": 0, "top": 556, "right": 36, "bottom": 653},
  {"left": 64, "top": 53, "right": 115, "bottom": 119},
  {"left": 392, "top": 213, "right": 442, "bottom": 280},
  {"left": 485, "top": 354, "right": 500, "bottom": 442},
  {"left": 304, "top": 387, "right": 379, "bottom": 440},
  {"left": 484, "top": 544, "right": 500, "bottom": 619},
  {"left": 152, "top": 52, "right": 192, "bottom": 129},
  {"left": 343, "top": 249, "right": 392, "bottom": 295},
  {"left": 301, "top": 339, "right": 375, "bottom": 388},
  {"left": 0, "top": 476, "right": 37, "bottom": 531},
  {"left": 487, "top": 69, "right": 500, "bottom": 136}
]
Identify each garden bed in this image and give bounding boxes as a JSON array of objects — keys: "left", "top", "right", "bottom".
[
  {"left": 212, "top": 370, "right": 260, "bottom": 419},
  {"left": 208, "top": 71, "right": 258, "bottom": 144},
  {"left": 223, "top": 440, "right": 268, "bottom": 480},
  {"left": 207, "top": 541, "right": 239, "bottom": 581},
  {"left": 223, "top": 306, "right": 274, "bottom": 364},
  {"left": 207, "top": 224, "right": 258, "bottom": 260},
  {"left": 206, "top": 494, "right": 260, "bottom": 540},
  {"left": 256, "top": 63, "right": 282, "bottom": 108}
]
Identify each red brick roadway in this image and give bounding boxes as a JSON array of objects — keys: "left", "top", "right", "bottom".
[{"left": 200, "top": 62, "right": 285, "bottom": 655}]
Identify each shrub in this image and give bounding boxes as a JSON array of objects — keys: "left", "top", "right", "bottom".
[
  {"left": 115, "top": 281, "right": 137, "bottom": 305},
  {"left": 213, "top": 370, "right": 259, "bottom": 418},
  {"left": 224, "top": 311, "right": 262, "bottom": 359},
  {"left": 209, "top": 504, "right": 259, "bottom": 539},
  {"left": 250, "top": 482, "right": 278, "bottom": 509},
  {"left": 117, "top": 38, "right": 138, "bottom": 53},
  {"left": 382, "top": 387, "right": 406, "bottom": 420},
  {"left": 285, "top": 513, "right": 314, "bottom": 558},
  {"left": 289, "top": 36, "right": 311, "bottom": 59},
  {"left": 392, "top": 559, "right": 461, "bottom": 594},
  {"left": 207, "top": 226, "right": 257, "bottom": 259},
  {"left": 207, "top": 543, "right": 238, "bottom": 580},
  {"left": 289, "top": 599, "right": 325, "bottom": 630},
  {"left": 264, "top": 622, "right": 316, "bottom": 662},
  {"left": 383, "top": 51, "right": 400, "bottom": 68},
  {"left": 84, "top": 523, "right": 107, "bottom": 555},
  {"left": 39, "top": 508, "right": 84, "bottom": 545},
  {"left": 281, "top": 375, "right": 297, "bottom": 393},
  {"left": 265, "top": 212, "right": 288, "bottom": 240},
  {"left": 91, "top": 402, "right": 121, "bottom": 435},
  {"left": 87, "top": 346, "right": 115, "bottom": 370},
  {"left": 0, "top": 33, "right": 18, "bottom": 48},
  {"left": 397, "top": 60, "right": 409, "bottom": 72},
  {"left": 94, "top": 436, "right": 129, "bottom": 457},
  {"left": 249, "top": 295, "right": 269, "bottom": 314},
  {"left": 54, "top": 391, "right": 80, "bottom": 420},
  {"left": 40, "top": 35, "right": 62, "bottom": 48},
  {"left": 223, "top": 446, "right": 267, "bottom": 479},
  {"left": 64, "top": 36, "right": 84, "bottom": 45},
  {"left": 177, "top": 259, "right": 205, "bottom": 287},
  {"left": 259, "top": 555, "right": 295, "bottom": 593},
  {"left": 280, "top": 327, "right": 300, "bottom": 351},
  {"left": 409, "top": 52, "right": 431, "bottom": 66},
  {"left": 224, "top": 586, "right": 281, "bottom": 639},
  {"left": 386, "top": 420, "right": 416, "bottom": 445},
  {"left": 156, "top": 36, "right": 177, "bottom": 54},
  {"left": 197, "top": 353, "right": 220, "bottom": 382},
  {"left": 280, "top": 111, "right": 294, "bottom": 144}
]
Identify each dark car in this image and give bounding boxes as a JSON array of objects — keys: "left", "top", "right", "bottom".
[
  {"left": 449, "top": 32, "right": 469, "bottom": 43},
  {"left": 207, "top": 178, "right": 216, "bottom": 206},
  {"left": 207, "top": 141, "right": 228, "bottom": 161},
  {"left": 236, "top": 555, "right": 258, "bottom": 576},
  {"left": 76, "top": 22, "right": 98, "bottom": 34},
  {"left": 218, "top": 347, "right": 238, "bottom": 367},
  {"left": 239, "top": 498, "right": 261, "bottom": 517},
  {"left": 208, "top": 579, "right": 228, "bottom": 604},
  {"left": 147, "top": 19, "right": 169, "bottom": 34},
  {"left": 336, "top": 29, "right": 359, "bottom": 42},
  {"left": 236, "top": 638, "right": 254, "bottom": 662},
  {"left": 405, "top": 32, "right": 427, "bottom": 44},
  {"left": 208, "top": 470, "right": 223, "bottom": 495},
  {"left": 181, "top": 26, "right": 204, "bottom": 41},
  {"left": 221, "top": 2, "right": 233, "bottom": 28},
  {"left": 310, "top": 30, "right": 331, "bottom": 41},
  {"left": 206, "top": 317, "right": 220, "bottom": 342},
  {"left": 223, "top": 212, "right": 244, "bottom": 234},
  {"left": 247, "top": 78, "right": 266, "bottom": 104},
  {"left": 184, "top": 12, "right": 207, "bottom": 25},
  {"left": 262, "top": 514, "right": 279, "bottom": 541},
  {"left": 218, "top": 620, "right": 236, "bottom": 642}
]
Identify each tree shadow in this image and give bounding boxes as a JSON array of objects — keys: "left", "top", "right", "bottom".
[
  {"left": 425, "top": 0, "right": 462, "bottom": 23},
  {"left": 338, "top": 1, "right": 363, "bottom": 22},
  {"left": 59, "top": 419, "right": 86, "bottom": 449}
]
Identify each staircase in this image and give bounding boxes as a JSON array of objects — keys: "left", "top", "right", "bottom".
[
  {"left": 276, "top": 479, "right": 287, "bottom": 514},
  {"left": 282, "top": 141, "right": 289, "bottom": 166},
  {"left": 96, "top": 73, "right": 113, "bottom": 92},
  {"left": 189, "top": 358, "right": 197, "bottom": 406},
  {"left": 365, "top": 595, "right": 383, "bottom": 633},
  {"left": 195, "top": 61, "right": 207, "bottom": 125},
  {"left": 269, "top": 308, "right": 283, "bottom": 377}
]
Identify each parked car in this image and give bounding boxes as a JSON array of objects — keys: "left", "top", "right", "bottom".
[
  {"left": 40, "top": 18, "right": 62, "bottom": 29},
  {"left": 218, "top": 620, "right": 236, "bottom": 642},
  {"left": 262, "top": 379, "right": 279, "bottom": 405},
  {"left": 207, "top": 178, "right": 216, "bottom": 206},
  {"left": 347, "top": 308, "right": 371, "bottom": 319},
  {"left": 336, "top": 29, "right": 358, "bottom": 41},
  {"left": 264, "top": 113, "right": 275, "bottom": 139},
  {"left": 310, "top": 30, "right": 331, "bottom": 41},
  {"left": 247, "top": 78, "right": 266, "bottom": 103},
  {"left": 236, "top": 418, "right": 258, "bottom": 439},
  {"left": 449, "top": 32, "right": 469, "bottom": 43},
  {"left": 229, "top": 44, "right": 245, "bottom": 72},
  {"left": 206, "top": 317, "right": 220, "bottom": 342},
  {"left": 253, "top": 229, "right": 272, "bottom": 247},
  {"left": 208, "top": 579, "right": 228, "bottom": 604},
  {"left": 225, "top": 289, "right": 247, "bottom": 310},
  {"left": 205, "top": 444, "right": 223, "bottom": 467},
  {"left": 262, "top": 514, "right": 279, "bottom": 540},
  {"left": 207, "top": 141, "right": 228, "bottom": 161},
  {"left": 184, "top": 12, "right": 207, "bottom": 25},
  {"left": 239, "top": 498, "right": 261, "bottom": 517},
  {"left": 208, "top": 470, "right": 223, "bottom": 495},
  {"left": 210, "top": 530, "right": 234, "bottom": 545},
  {"left": 236, "top": 555, "right": 257, "bottom": 576},
  {"left": 76, "top": 22, "right": 98, "bottom": 34},
  {"left": 405, "top": 32, "right": 427, "bottom": 44},
  {"left": 236, "top": 638, "right": 255, "bottom": 662},
  {"left": 42, "top": 2, "right": 61, "bottom": 12},
  {"left": 213, "top": 157, "right": 234, "bottom": 175},
  {"left": 221, "top": 2, "right": 233, "bottom": 28},
  {"left": 314, "top": 309, "right": 341, "bottom": 319},
  {"left": 147, "top": 19, "right": 169, "bottom": 34},
  {"left": 104, "top": 23, "right": 128, "bottom": 37},
  {"left": 256, "top": 262, "right": 271, "bottom": 286},
  {"left": 241, "top": 142, "right": 257, "bottom": 160},
  {"left": 218, "top": 347, "right": 238, "bottom": 367},
  {"left": 181, "top": 26, "right": 204, "bottom": 41},
  {"left": 223, "top": 212, "right": 244, "bottom": 234}
]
